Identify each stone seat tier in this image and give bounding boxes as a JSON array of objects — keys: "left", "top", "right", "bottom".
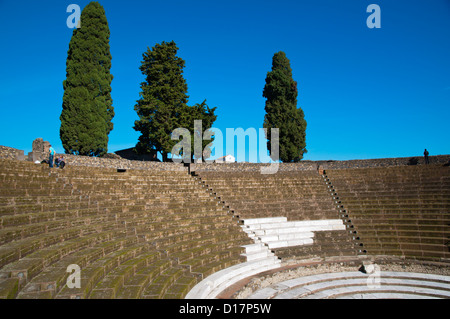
[
  {"left": 337, "top": 194, "right": 450, "bottom": 203},
  {"left": 348, "top": 214, "right": 450, "bottom": 224},
  {"left": 273, "top": 230, "right": 358, "bottom": 259},
  {"left": 185, "top": 257, "right": 282, "bottom": 299},
  {"left": 326, "top": 165, "right": 450, "bottom": 262},
  {"left": 0, "top": 195, "right": 228, "bottom": 226},
  {"left": 232, "top": 208, "right": 340, "bottom": 222},
  {"left": 246, "top": 271, "right": 450, "bottom": 299},
  {"left": 226, "top": 202, "right": 337, "bottom": 213},
  {"left": 0, "top": 208, "right": 237, "bottom": 249},
  {"left": 0, "top": 188, "right": 223, "bottom": 214},
  {"left": 200, "top": 180, "right": 329, "bottom": 186},
  {"left": 340, "top": 199, "right": 450, "bottom": 210},
  {"left": 142, "top": 246, "right": 249, "bottom": 299},
  {"left": 0, "top": 159, "right": 253, "bottom": 299},
  {"left": 0, "top": 229, "right": 133, "bottom": 287},
  {"left": 16, "top": 239, "right": 153, "bottom": 299},
  {"left": 1, "top": 219, "right": 250, "bottom": 298},
  {"left": 0, "top": 168, "right": 189, "bottom": 181}
]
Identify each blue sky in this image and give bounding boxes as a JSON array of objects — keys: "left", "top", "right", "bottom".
[{"left": 0, "top": 0, "right": 449, "bottom": 161}]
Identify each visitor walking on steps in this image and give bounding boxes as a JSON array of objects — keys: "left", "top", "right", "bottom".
[
  {"left": 424, "top": 149, "right": 429, "bottom": 165},
  {"left": 49, "top": 144, "right": 56, "bottom": 168}
]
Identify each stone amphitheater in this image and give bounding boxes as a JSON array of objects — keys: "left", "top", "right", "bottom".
[{"left": 0, "top": 146, "right": 449, "bottom": 299}]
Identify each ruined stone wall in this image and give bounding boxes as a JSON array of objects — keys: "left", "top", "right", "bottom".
[
  {"left": 59, "top": 153, "right": 186, "bottom": 171},
  {"left": 0, "top": 146, "right": 25, "bottom": 161},
  {"left": 1, "top": 143, "right": 448, "bottom": 173},
  {"left": 0, "top": 145, "right": 186, "bottom": 171},
  {"left": 27, "top": 138, "right": 51, "bottom": 162}
]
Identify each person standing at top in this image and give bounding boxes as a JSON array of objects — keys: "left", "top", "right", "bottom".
[
  {"left": 424, "top": 149, "right": 430, "bottom": 165},
  {"left": 49, "top": 144, "right": 56, "bottom": 168}
]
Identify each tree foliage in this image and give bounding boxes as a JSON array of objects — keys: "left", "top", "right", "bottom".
[
  {"left": 60, "top": 1, "right": 114, "bottom": 157},
  {"left": 185, "top": 100, "right": 217, "bottom": 161},
  {"left": 134, "top": 41, "right": 216, "bottom": 162},
  {"left": 263, "top": 51, "right": 307, "bottom": 162}
]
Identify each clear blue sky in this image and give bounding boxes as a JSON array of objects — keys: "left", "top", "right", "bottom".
[{"left": 0, "top": 0, "right": 449, "bottom": 161}]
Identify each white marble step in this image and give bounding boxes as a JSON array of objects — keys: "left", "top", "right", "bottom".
[
  {"left": 266, "top": 237, "right": 314, "bottom": 249},
  {"left": 242, "top": 242, "right": 277, "bottom": 261},
  {"left": 252, "top": 224, "right": 345, "bottom": 237},
  {"left": 242, "top": 243, "right": 266, "bottom": 254},
  {"left": 242, "top": 217, "right": 287, "bottom": 226},
  {"left": 185, "top": 257, "right": 281, "bottom": 299},
  {"left": 243, "top": 249, "right": 276, "bottom": 261},
  {"left": 246, "top": 271, "right": 450, "bottom": 299},
  {"left": 241, "top": 217, "right": 347, "bottom": 250},
  {"left": 244, "top": 219, "right": 343, "bottom": 231},
  {"left": 259, "top": 231, "right": 314, "bottom": 243}
]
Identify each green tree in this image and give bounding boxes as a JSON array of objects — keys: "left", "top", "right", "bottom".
[
  {"left": 134, "top": 41, "right": 217, "bottom": 162},
  {"left": 134, "top": 41, "right": 189, "bottom": 162},
  {"left": 184, "top": 100, "right": 217, "bottom": 162},
  {"left": 60, "top": 1, "right": 114, "bottom": 157},
  {"left": 263, "top": 51, "right": 307, "bottom": 162}
]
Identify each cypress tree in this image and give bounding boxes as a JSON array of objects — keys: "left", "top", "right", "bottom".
[
  {"left": 60, "top": 1, "right": 114, "bottom": 157},
  {"left": 263, "top": 51, "right": 307, "bottom": 162},
  {"left": 134, "top": 41, "right": 190, "bottom": 162}
]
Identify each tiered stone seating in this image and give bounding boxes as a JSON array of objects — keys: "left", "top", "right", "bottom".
[
  {"left": 194, "top": 171, "right": 358, "bottom": 262},
  {"left": 326, "top": 165, "right": 450, "bottom": 262},
  {"left": 0, "top": 159, "right": 252, "bottom": 299},
  {"left": 246, "top": 271, "right": 450, "bottom": 299},
  {"left": 185, "top": 244, "right": 281, "bottom": 299}
]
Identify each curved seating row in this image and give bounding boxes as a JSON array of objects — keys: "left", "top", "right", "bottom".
[
  {"left": 246, "top": 270, "right": 450, "bottom": 299},
  {"left": 0, "top": 159, "right": 252, "bottom": 299},
  {"left": 325, "top": 165, "right": 450, "bottom": 262}
]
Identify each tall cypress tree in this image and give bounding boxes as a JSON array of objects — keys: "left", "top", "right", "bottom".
[
  {"left": 134, "top": 41, "right": 190, "bottom": 162},
  {"left": 263, "top": 51, "right": 307, "bottom": 162},
  {"left": 60, "top": 1, "right": 114, "bottom": 157}
]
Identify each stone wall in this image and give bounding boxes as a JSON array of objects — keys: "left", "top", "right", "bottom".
[
  {"left": 190, "top": 162, "right": 318, "bottom": 173},
  {"left": 1, "top": 143, "right": 448, "bottom": 173},
  {"left": 58, "top": 153, "right": 187, "bottom": 171},
  {"left": 190, "top": 155, "right": 450, "bottom": 173},
  {"left": 0, "top": 145, "right": 186, "bottom": 172},
  {"left": 27, "top": 138, "right": 51, "bottom": 163},
  {"left": 0, "top": 146, "right": 25, "bottom": 161}
]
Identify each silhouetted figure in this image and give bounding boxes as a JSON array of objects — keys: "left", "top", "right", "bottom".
[{"left": 424, "top": 149, "right": 429, "bottom": 165}]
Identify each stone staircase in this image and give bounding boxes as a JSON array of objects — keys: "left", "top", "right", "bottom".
[
  {"left": 194, "top": 171, "right": 359, "bottom": 262},
  {"left": 240, "top": 217, "right": 346, "bottom": 249}
]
